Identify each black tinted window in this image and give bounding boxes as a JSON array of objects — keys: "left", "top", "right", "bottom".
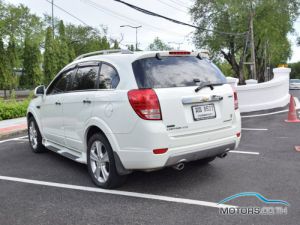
[
  {"left": 47, "top": 69, "right": 73, "bottom": 95},
  {"left": 70, "top": 66, "right": 99, "bottom": 91},
  {"left": 132, "top": 56, "right": 226, "bottom": 88},
  {"left": 99, "top": 63, "right": 119, "bottom": 89}
]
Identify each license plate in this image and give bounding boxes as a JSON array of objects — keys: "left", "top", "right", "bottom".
[{"left": 192, "top": 104, "right": 216, "bottom": 121}]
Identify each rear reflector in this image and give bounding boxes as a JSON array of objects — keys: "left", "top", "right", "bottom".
[
  {"left": 153, "top": 148, "right": 168, "bottom": 154},
  {"left": 128, "top": 89, "right": 162, "bottom": 120},
  {"left": 169, "top": 51, "right": 191, "bottom": 55},
  {"left": 236, "top": 132, "right": 241, "bottom": 138}
]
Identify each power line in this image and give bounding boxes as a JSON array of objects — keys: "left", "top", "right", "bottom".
[
  {"left": 113, "top": 0, "right": 248, "bottom": 36},
  {"left": 45, "top": 0, "right": 89, "bottom": 26},
  {"left": 156, "top": 0, "right": 187, "bottom": 13},
  {"left": 82, "top": 0, "right": 187, "bottom": 36}
]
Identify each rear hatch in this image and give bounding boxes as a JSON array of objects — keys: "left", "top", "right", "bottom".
[{"left": 131, "top": 51, "right": 236, "bottom": 136}]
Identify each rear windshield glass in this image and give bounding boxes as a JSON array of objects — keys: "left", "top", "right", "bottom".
[{"left": 132, "top": 56, "right": 226, "bottom": 88}]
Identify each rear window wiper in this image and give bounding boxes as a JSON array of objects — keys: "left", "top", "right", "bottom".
[{"left": 194, "top": 81, "right": 223, "bottom": 92}]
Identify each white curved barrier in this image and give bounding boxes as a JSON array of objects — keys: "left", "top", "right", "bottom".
[{"left": 227, "top": 68, "right": 291, "bottom": 113}]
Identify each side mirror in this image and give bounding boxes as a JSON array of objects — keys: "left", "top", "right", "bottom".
[{"left": 34, "top": 85, "right": 45, "bottom": 97}]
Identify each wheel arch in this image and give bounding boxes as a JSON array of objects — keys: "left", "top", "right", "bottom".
[
  {"left": 84, "top": 121, "right": 120, "bottom": 153},
  {"left": 26, "top": 108, "right": 43, "bottom": 135},
  {"left": 84, "top": 124, "right": 130, "bottom": 175}
]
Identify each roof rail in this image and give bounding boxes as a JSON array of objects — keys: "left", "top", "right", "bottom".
[{"left": 74, "top": 49, "right": 133, "bottom": 60}]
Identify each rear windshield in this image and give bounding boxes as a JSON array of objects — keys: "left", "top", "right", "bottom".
[{"left": 132, "top": 56, "right": 226, "bottom": 88}]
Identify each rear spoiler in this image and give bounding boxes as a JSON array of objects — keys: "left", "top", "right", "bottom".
[{"left": 135, "top": 50, "right": 210, "bottom": 61}]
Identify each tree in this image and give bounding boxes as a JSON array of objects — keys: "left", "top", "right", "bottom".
[
  {"left": 4, "top": 3, "right": 44, "bottom": 46},
  {"left": 112, "top": 39, "right": 120, "bottom": 49},
  {"left": 0, "top": 37, "right": 9, "bottom": 97},
  {"left": 22, "top": 34, "right": 42, "bottom": 88},
  {"left": 64, "top": 24, "right": 110, "bottom": 56},
  {"left": 57, "top": 20, "right": 69, "bottom": 70},
  {"left": 190, "top": 0, "right": 300, "bottom": 83},
  {"left": 68, "top": 46, "right": 76, "bottom": 62},
  {"left": 148, "top": 37, "right": 172, "bottom": 51},
  {"left": 43, "top": 27, "right": 59, "bottom": 85},
  {"left": 289, "top": 62, "right": 300, "bottom": 79},
  {"left": 7, "top": 35, "right": 19, "bottom": 91}
]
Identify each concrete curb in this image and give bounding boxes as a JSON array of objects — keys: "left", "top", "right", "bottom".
[
  {"left": 241, "top": 96, "right": 300, "bottom": 118},
  {"left": 0, "top": 129, "right": 27, "bottom": 140}
]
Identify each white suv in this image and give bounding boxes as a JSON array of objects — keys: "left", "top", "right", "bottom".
[{"left": 27, "top": 50, "right": 241, "bottom": 188}]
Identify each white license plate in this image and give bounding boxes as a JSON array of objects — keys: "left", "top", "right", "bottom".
[{"left": 192, "top": 104, "right": 216, "bottom": 121}]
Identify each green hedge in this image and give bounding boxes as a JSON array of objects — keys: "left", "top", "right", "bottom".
[{"left": 0, "top": 99, "right": 30, "bottom": 121}]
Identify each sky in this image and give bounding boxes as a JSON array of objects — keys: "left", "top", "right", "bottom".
[{"left": 6, "top": 0, "right": 300, "bottom": 62}]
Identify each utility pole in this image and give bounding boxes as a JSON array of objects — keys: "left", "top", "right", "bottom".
[
  {"left": 120, "top": 25, "right": 142, "bottom": 51},
  {"left": 250, "top": 1, "right": 257, "bottom": 80},
  {"left": 51, "top": 0, "right": 55, "bottom": 37},
  {"left": 168, "top": 42, "right": 183, "bottom": 50}
]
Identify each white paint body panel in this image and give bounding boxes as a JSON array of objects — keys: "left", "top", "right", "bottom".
[{"left": 27, "top": 51, "right": 241, "bottom": 170}]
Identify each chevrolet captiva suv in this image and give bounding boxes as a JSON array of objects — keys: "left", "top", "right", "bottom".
[{"left": 27, "top": 50, "right": 241, "bottom": 188}]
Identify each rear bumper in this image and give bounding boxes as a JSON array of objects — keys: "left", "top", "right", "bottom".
[
  {"left": 164, "top": 142, "right": 235, "bottom": 167},
  {"left": 117, "top": 135, "right": 240, "bottom": 170},
  {"left": 114, "top": 109, "right": 241, "bottom": 170}
]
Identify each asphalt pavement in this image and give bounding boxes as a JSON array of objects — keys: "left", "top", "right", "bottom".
[{"left": 0, "top": 91, "right": 300, "bottom": 225}]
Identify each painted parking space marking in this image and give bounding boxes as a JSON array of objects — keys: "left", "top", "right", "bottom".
[
  {"left": 230, "top": 150, "right": 260, "bottom": 155},
  {"left": 0, "top": 175, "right": 236, "bottom": 209},
  {"left": 241, "top": 110, "right": 288, "bottom": 118},
  {"left": 242, "top": 128, "right": 268, "bottom": 131},
  {"left": 0, "top": 136, "right": 28, "bottom": 144}
]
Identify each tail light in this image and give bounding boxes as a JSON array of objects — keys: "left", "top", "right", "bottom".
[
  {"left": 128, "top": 89, "right": 162, "bottom": 120},
  {"left": 232, "top": 87, "right": 238, "bottom": 110}
]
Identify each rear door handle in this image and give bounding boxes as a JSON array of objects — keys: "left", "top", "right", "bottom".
[
  {"left": 55, "top": 102, "right": 61, "bottom": 105},
  {"left": 83, "top": 100, "right": 91, "bottom": 104}
]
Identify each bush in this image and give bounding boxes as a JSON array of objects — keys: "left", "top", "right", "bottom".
[{"left": 0, "top": 98, "right": 30, "bottom": 121}]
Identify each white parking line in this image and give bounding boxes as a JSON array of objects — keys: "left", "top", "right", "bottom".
[
  {"left": 0, "top": 175, "right": 236, "bottom": 209},
  {"left": 0, "top": 136, "right": 28, "bottom": 144},
  {"left": 242, "top": 128, "right": 268, "bottom": 131},
  {"left": 230, "top": 150, "right": 260, "bottom": 155},
  {"left": 241, "top": 109, "right": 288, "bottom": 118}
]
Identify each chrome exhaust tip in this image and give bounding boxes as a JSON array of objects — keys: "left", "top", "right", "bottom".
[{"left": 173, "top": 162, "right": 185, "bottom": 171}]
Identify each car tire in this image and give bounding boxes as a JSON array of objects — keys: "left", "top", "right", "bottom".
[
  {"left": 28, "top": 117, "right": 46, "bottom": 153},
  {"left": 87, "top": 133, "right": 127, "bottom": 189}
]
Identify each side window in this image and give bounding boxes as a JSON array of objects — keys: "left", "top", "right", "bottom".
[
  {"left": 70, "top": 66, "right": 99, "bottom": 91},
  {"left": 99, "top": 63, "right": 119, "bottom": 89},
  {"left": 47, "top": 69, "right": 73, "bottom": 95}
]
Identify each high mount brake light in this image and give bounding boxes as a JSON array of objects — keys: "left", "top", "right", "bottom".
[
  {"left": 128, "top": 89, "right": 162, "bottom": 120},
  {"left": 169, "top": 51, "right": 191, "bottom": 55}
]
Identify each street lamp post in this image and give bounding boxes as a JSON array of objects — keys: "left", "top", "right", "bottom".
[{"left": 120, "top": 25, "right": 142, "bottom": 51}]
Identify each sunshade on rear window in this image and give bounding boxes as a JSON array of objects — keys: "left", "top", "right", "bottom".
[{"left": 132, "top": 56, "right": 226, "bottom": 89}]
